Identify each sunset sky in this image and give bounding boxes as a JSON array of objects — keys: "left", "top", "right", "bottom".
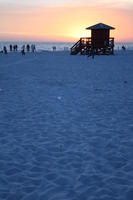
[{"left": 0, "top": 0, "right": 133, "bottom": 42}]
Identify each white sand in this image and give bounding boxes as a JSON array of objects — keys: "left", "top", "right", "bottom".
[{"left": 0, "top": 51, "right": 133, "bottom": 200}]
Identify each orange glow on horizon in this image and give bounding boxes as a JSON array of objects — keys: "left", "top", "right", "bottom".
[{"left": 0, "top": 5, "right": 133, "bottom": 42}]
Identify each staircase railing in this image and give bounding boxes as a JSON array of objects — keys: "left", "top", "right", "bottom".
[
  {"left": 71, "top": 37, "right": 92, "bottom": 55},
  {"left": 71, "top": 40, "right": 80, "bottom": 50},
  {"left": 71, "top": 40, "right": 81, "bottom": 55},
  {"left": 71, "top": 37, "right": 114, "bottom": 55}
]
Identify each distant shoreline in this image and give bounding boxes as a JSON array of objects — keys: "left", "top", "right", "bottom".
[{"left": 0, "top": 41, "right": 133, "bottom": 52}]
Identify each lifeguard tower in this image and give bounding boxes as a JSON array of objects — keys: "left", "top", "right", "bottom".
[{"left": 71, "top": 23, "right": 115, "bottom": 55}]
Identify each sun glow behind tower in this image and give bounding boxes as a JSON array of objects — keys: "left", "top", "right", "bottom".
[{"left": 0, "top": 0, "right": 133, "bottom": 42}]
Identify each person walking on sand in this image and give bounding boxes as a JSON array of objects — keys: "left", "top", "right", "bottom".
[
  {"left": 26, "top": 44, "right": 30, "bottom": 52},
  {"left": 31, "top": 44, "right": 34, "bottom": 52},
  {"left": 9, "top": 44, "right": 12, "bottom": 52},
  {"left": 122, "top": 45, "right": 126, "bottom": 51},
  {"left": 21, "top": 45, "right": 25, "bottom": 55},
  {"left": 15, "top": 45, "right": 18, "bottom": 51},
  {"left": 3, "top": 46, "right": 7, "bottom": 54},
  {"left": 52, "top": 46, "right": 56, "bottom": 51},
  {"left": 31, "top": 44, "right": 36, "bottom": 53},
  {"left": 88, "top": 44, "right": 95, "bottom": 59},
  {"left": 13, "top": 45, "right": 16, "bottom": 52}
]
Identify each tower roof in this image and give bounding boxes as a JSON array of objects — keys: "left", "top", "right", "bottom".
[{"left": 86, "top": 23, "right": 115, "bottom": 30}]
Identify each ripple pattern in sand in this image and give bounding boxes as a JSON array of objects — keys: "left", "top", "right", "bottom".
[{"left": 0, "top": 52, "right": 133, "bottom": 200}]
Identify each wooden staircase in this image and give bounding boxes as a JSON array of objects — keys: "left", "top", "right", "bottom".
[
  {"left": 71, "top": 37, "right": 114, "bottom": 55},
  {"left": 71, "top": 38, "right": 92, "bottom": 55},
  {"left": 71, "top": 40, "right": 81, "bottom": 55}
]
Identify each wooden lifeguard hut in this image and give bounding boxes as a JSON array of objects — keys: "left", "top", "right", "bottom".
[{"left": 71, "top": 23, "right": 115, "bottom": 55}]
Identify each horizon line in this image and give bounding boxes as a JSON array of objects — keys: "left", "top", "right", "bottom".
[{"left": 0, "top": 39, "right": 133, "bottom": 43}]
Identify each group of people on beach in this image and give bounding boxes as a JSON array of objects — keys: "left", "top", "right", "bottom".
[
  {"left": 21, "top": 44, "right": 36, "bottom": 55},
  {"left": 1, "top": 44, "right": 36, "bottom": 55}
]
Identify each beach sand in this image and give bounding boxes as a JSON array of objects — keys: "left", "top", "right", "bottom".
[{"left": 0, "top": 51, "right": 133, "bottom": 200}]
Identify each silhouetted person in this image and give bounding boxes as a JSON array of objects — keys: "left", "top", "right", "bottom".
[
  {"left": 122, "top": 45, "right": 126, "bottom": 51},
  {"left": 103, "top": 39, "right": 107, "bottom": 54},
  {"left": 91, "top": 46, "right": 95, "bottom": 59},
  {"left": 21, "top": 45, "right": 25, "bottom": 55},
  {"left": 52, "top": 46, "right": 56, "bottom": 51},
  {"left": 21, "top": 49, "right": 25, "bottom": 55},
  {"left": 13, "top": 45, "right": 16, "bottom": 51},
  {"left": 110, "top": 39, "right": 114, "bottom": 54},
  {"left": 104, "top": 40, "right": 107, "bottom": 47},
  {"left": 110, "top": 39, "right": 114, "bottom": 48},
  {"left": 9, "top": 45, "right": 12, "bottom": 52},
  {"left": 88, "top": 44, "right": 95, "bottom": 59},
  {"left": 31, "top": 44, "right": 36, "bottom": 53},
  {"left": 3, "top": 46, "right": 7, "bottom": 54},
  {"left": 26, "top": 44, "right": 30, "bottom": 52},
  {"left": 15, "top": 45, "right": 18, "bottom": 51}
]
